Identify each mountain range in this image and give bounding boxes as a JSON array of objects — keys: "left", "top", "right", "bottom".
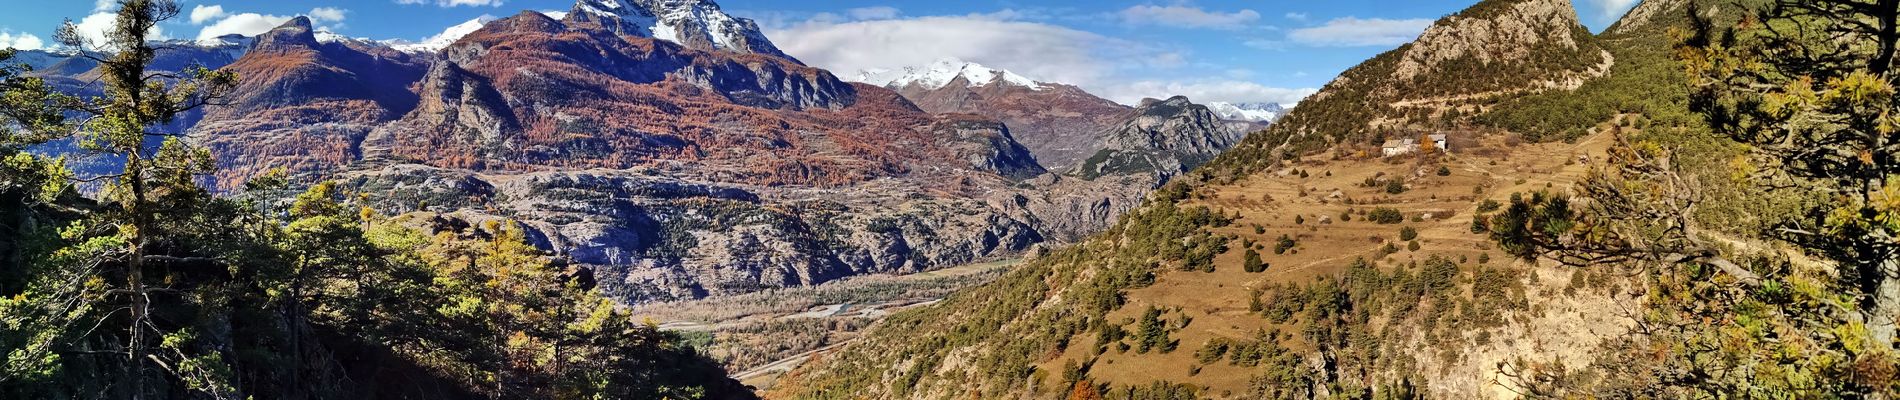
[{"left": 13, "top": 0, "right": 1277, "bottom": 303}]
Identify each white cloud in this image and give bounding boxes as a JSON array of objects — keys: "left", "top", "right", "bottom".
[
  {"left": 770, "top": 13, "right": 1304, "bottom": 106},
  {"left": 770, "top": 15, "right": 1125, "bottom": 90},
  {"left": 847, "top": 6, "right": 900, "bottom": 21},
  {"left": 94, "top": 0, "right": 114, "bottom": 12},
  {"left": 71, "top": 12, "right": 168, "bottom": 48},
  {"left": 190, "top": 5, "right": 228, "bottom": 24},
  {"left": 1093, "top": 80, "right": 1317, "bottom": 106},
  {"left": 1287, "top": 17, "right": 1430, "bottom": 47},
  {"left": 395, "top": 0, "right": 504, "bottom": 7},
  {"left": 1117, "top": 5, "right": 1260, "bottom": 30},
  {"left": 308, "top": 7, "right": 348, "bottom": 23},
  {"left": 193, "top": 8, "right": 349, "bottom": 40},
  {"left": 196, "top": 13, "right": 292, "bottom": 40},
  {"left": 1242, "top": 38, "right": 1285, "bottom": 51},
  {"left": 1285, "top": 12, "right": 1308, "bottom": 21},
  {"left": 0, "top": 31, "right": 44, "bottom": 50}
]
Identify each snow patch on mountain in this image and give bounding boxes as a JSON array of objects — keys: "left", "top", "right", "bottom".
[
  {"left": 855, "top": 58, "right": 1046, "bottom": 91},
  {"left": 392, "top": 15, "right": 498, "bottom": 53},
  {"left": 314, "top": 31, "right": 365, "bottom": 44},
  {"left": 1205, "top": 102, "right": 1286, "bottom": 122},
  {"left": 568, "top": 0, "right": 792, "bottom": 61}
]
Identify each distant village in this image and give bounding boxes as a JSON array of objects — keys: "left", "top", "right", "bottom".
[{"left": 1381, "top": 133, "right": 1451, "bottom": 157}]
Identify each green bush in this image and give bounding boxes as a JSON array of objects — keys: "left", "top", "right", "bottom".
[
  {"left": 1244, "top": 249, "right": 1269, "bottom": 273},
  {"left": 1368, "top": 208, "right": 1404, "bottom": 224}
]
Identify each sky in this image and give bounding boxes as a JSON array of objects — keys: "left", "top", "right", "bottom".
[{"left": 0, "top": 0, "right": 1644, "bottom": 106}]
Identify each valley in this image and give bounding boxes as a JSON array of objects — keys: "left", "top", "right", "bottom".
[{"left": 634, "top": 259, "right": 1020, "bottom": 389}]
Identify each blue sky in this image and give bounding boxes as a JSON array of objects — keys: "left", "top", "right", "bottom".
[{"left": 0, "top": 0, "right": 1643, "bottom": 105}]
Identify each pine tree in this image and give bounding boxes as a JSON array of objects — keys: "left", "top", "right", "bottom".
[{"left": 1243, "top": 249, "right": 1268, "bottom": 273}]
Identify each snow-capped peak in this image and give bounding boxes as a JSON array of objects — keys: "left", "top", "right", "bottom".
[
  {"left": 392, "top": 15, "right": 498, "bottom": 53},
  {"left": 567, "top": 0, "right": 795, "bottom": 61},
  {"left": 1205, "top": 102, "right": 1287, "bottom": 123},
  {"left": 855, "top": 58, "right": 1046, "bottom": 91},
  {"left": 313, "top": 31, "right": 368, "bottom": 44}
]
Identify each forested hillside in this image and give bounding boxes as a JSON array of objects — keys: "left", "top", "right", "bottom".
[
  {"left": 776, "top": 0, "right": 1900, "bottom": 398},
  {"left": 0, "top": 2, "right": 748, "bottom": 398}
]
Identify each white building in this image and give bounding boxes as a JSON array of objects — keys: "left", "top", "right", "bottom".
[{"left": 1381, "top": 134, "right": 1451, "bottom": 157}]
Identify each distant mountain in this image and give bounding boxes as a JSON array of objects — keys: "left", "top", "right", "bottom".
[
  {"left": 855, "top": 58, "right": 1045, "bottom": 90},
  {"left": 859, "top": 59, "right": 1132, "bottom": 170},
  {"left": 391, "top": 15, "right": 499, "bottom": 53},
  {"left": 1072, "top": 96, "right": 1243, "bottom": 180},
  {"left": 7, "top": 0, "right": 1254, "bottom": 306},
  {"left": 565, "top": 0, "right": 798, "bottom": 62},
  {"left": 192, "top": 16, "right": 429, "bottom": 187},
  {"left": 1205, "top": 101, "right": 1286, "bottom": 122},
  {"left": 46, "top": 2, "right": 1072, "bottom": 303}
]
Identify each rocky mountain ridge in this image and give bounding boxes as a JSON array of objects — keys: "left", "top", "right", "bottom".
[
  {"left": 1073, "top": 96, "right": 1243, "bottom": 180},
  {"left": 863, "top": 59, "right": 1275, "bottom": 172}
]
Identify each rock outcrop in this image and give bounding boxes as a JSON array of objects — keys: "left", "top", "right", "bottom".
[{"left": 1072, "top": 96, "right": 1242, "bottom": 180}]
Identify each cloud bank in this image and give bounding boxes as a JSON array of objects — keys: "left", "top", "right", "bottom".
[{"left": 766, "top": 11, "right": 1315, "bottom": 106}]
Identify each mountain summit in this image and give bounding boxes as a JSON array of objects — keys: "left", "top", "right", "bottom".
[
  {"left": 855, "top": 58, "right": 1046, "bottom": 91},
  {"left": 565, "top": 0, "right": 798, "bottom": 62}
]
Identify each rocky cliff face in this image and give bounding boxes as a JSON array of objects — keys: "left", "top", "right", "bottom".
[
  {"left": 1394, "top": 0, "right": 1594, "bottom": 82},
  {"left": 1072, "top": 96, "right": 1242, "bottom": 180},
  {"left": 334, "top": 163, "right": 1061, "bottom": 302}
]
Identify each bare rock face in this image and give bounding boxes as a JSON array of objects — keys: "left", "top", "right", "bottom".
[
  {"left": 928, "top": 115, "right": 1048, "bottom": 180},
  {"left": 1395, "top": 0, "right": 1591, "bottom": 81},
  {"left": 338, "top": 164, "right": 1061, "bottom": 302},
  {"left": 1073, "top": 96, "right": 1243, "bottom": 181}
]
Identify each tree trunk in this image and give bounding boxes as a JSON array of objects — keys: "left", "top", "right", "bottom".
[
  {"left": 1874, "top": 0, "right": 1899, "bottom": 77},
  {"left": 127, "top": 154, "right": 147, "bottom": 400},
  {"left": 1872, "top": 259, "right": 1900, "bottom": 350}
]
